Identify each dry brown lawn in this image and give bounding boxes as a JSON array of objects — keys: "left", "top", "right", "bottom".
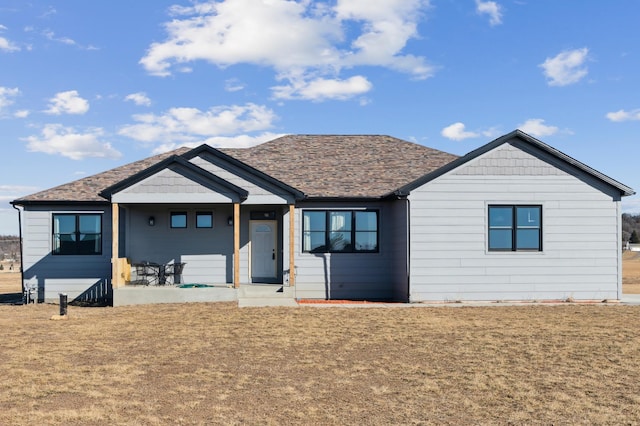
[
  {"left": 623, "top": 251, "right": 640, "bottom": 293},
  {"left": 0, "top": 258, "right": 639, "bottom": 424}
]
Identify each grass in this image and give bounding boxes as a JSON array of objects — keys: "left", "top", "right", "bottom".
[{"left": 0, "top": 254, "right": 638, "bottom": 424}]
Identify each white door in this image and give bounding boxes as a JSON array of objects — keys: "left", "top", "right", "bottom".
[{"left": 251, "top": 221, "right": 277, "bottom": 280}]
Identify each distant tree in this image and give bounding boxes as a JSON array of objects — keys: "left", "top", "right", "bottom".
[{"left": 631, "top": 230, "right": 640, "bottom": 244}]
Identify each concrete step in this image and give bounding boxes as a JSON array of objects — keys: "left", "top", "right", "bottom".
[
  {"left": 237, "top": 285, "right": 297, "bottom": 307},
  {"left": 237, "top": 285, "right": 293, "bottom": 298}
]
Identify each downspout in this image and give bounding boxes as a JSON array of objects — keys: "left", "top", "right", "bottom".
[
  {"left": 405, "top": 197, "right": 411, "bottom": 303},
  {"left": 11, "top": 203, "right": 24, "bottom": 293}
]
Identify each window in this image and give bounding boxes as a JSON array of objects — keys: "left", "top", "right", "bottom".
[
  {"left": 488, "top": 205, "right": 542, "bottom": 251},
  {"left": 53, "top": 213, "right": 102, "bottom": 255},
  {"left": 170, "top": 212, "right": 187, "bottom": 228},
  {"left": 196, "top": 212, "right": 213, "bottom": 228},
  {"left": 302, "top": 210, "right": 378, "bottom": 253}
]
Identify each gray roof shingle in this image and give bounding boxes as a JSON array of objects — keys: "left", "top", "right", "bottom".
[
  {"left": 13, "top": 147, "right": 191, "bottom": 203},
  {"left": 13, "top": 135, "right": 459, "bottom": 203},
  {"left": 221, "top": 135, "right": 459, "bottom": 198}
]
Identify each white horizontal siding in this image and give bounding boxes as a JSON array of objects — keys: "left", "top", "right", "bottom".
[
  {"left": 21, "top": 207, "right": 112, "bottom": 303},
  {"left": 409, "top": 142, "right": 622, "bottom": 302}
]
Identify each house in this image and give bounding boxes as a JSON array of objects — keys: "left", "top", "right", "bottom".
[{"left": 11, "top": 130, "right": 634, "bottom": 306}]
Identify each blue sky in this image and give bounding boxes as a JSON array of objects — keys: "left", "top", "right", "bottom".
[{"left": 1, "top": 0, "right": 639, "bottom": 235}]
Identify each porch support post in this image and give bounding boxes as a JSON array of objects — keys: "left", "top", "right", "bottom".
[
  {"left": 233, "top": 202, "right": 240, "bottom": 288},
  {"left": 111, "top": 203, "right": 121, "bottom": 289},
  {"left": 288, "top": 204, "right": 295, "bottom": 286}
]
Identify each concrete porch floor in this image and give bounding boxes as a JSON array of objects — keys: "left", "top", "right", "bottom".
[{"left": 113, "top": 283, "right": 297, "bottom": 307}]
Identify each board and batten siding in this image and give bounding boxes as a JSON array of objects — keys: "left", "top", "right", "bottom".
[
  {"left": 408, "top": 142, "right": 622, "bottom": 302},
  {"left": 292, "top": 201, "right": 399, "bottom": 301},
  {"left": 21, "top": 205, "right": 112, "bottom": 303}
]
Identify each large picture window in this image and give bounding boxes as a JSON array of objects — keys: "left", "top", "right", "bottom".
[
  {"left": 53, "top": 213, "right": 102, "bottom": 255},
  {"left": 302, "top": 210, "right": 378, "bottom": 253},
  {"left": 488, "top": 205, "right": 542, "bottom": 251}
]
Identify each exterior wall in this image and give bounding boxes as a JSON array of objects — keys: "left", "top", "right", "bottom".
[
  {"left": 388, "top": 198, "right": 410, "bottom": 301},
  {"left": 409, "top": 142, "right": 623, "bottom": 302},
  {"left": 293, "top": 200, "right": 399, "bottom": 300},
  {"left": 21, "top": 205, "right": 112, "bottom": 303},
  {"left": 125, "top": 204, "right": 235, "bottom": 284},
  {"left": 124, "top": 204, "right": 289, "bottom": 286}
]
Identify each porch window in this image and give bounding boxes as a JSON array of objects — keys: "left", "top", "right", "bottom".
[
  {"left": 302, "top": 210, "right": 378, "bottom": 253},
  {"left": 52, "top": 213, "right": 102, "bottom": 255},
  {"left": 170, "top": 212, "right": 187, "bottom": 228},
  {"left": 196, "top": 212, "right": 213, "bottom": 228},
  {"left": 488, "top": 205, "right": 542, "bottom": 251}
]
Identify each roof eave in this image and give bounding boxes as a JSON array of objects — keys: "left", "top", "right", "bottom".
[{"left": 11, "top": 199, "right": 110, "bottom": 207}]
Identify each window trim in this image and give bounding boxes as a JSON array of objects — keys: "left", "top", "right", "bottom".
[
  {"left": 170, "top": 211, "right": 188, "bottom": 229},
  {"left": 302, "top": 209, "right": 379, "bottom": 253},
  {"left": 195, "top": 211, "right": 214, "bottom": 228},
  {"left": 52, "top": 213, "right": 103, "bottom": 256},
  {"left": 488, "top": 205, "right": 542, "bottom": 252}
]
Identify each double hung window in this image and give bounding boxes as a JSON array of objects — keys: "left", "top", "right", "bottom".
[
  {"left": 52, "top": 213, "right": 102, "bottom": 255},
  {"left": 302, "top": 210, "right": 378, "bottom": 253},
  {"left": 488, "top": 205, "right": 542, "bottom": 251}
]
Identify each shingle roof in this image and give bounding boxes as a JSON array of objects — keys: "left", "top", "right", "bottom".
[
  {"left": 13, "top": 135, "right": 459, "bottom": 203},
  {"left": 220, "top": 135, "right": 459, "bottom": 198},
  {"left": 13, "top": 147, "right": 191, "bottom": 204}
]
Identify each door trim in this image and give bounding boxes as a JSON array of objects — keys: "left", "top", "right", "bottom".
[{"left": 250, "top": 220, "right": 278, "bottom": 283}]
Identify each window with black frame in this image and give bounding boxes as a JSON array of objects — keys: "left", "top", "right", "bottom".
[
  {"left": 302, "top": 210, "right": 378, "bottom": 253},
  {"left": 488, "top": 205, "right": 542, "bottom": 251},
  {"left": 52, "top": 213, "right": 102, "bottom": 255}
]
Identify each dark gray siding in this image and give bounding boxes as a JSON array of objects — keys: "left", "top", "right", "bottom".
[
  {"left": 293, "top": 201, "right": 399, "bottom": 301},
  {"left": 125, "top": 204, "right": 235, "bottom": 284}
]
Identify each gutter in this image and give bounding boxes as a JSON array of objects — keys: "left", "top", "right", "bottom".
[{"left": 11, "top": 203, "right": 24, "bottom": 296}]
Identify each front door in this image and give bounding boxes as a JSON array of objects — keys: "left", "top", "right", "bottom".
[{"left": 250, "top": 220, "right": 277, "bottom": 281}]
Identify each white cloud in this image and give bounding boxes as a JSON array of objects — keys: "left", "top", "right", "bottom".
[
  {"left": 151, "top": 132, "right": 285, "bottom": 154},
  {"left": 0, "top": 36, "right": 19, "bottom": 52},
  {"left": 0, "top": 86, "right": 20, "bottom": 112},
  {"left": 0, "top": 25, "right": 20, "bottom": 52},
  {"left": 45, "top": 90, "right": 90, "bottom": 115},
  {"left": 140, "top": 0, "right": 433, "bottom": 100},
  {"left": 475, "top": 0, "right": 503, "bottom": 26},
  {"left": 517, "top": 118, "right": 559, "bottom": 137},
  {"left": 125, "top": 92, "right": 151, "bottom": 106},
  {"left": 14, "top": 110, "right": 29, "bottom": 118},
  {"left": 0, "top": 184, "right": 40, "bottom": 197},
  {"left": 23, "top": 124, "right": 121, "bottom": 160},
  {"left": 43, "top": 30, "right": 76, "bottom": 46},
  {"left": 606, "top": 109, "right": 640, "bottom": 122},
  {"left": 272, "top": 75, "right": 372, "bottom": 101},
  {"left": 540, "top": 48, "right": 589, "bottom": 86},
  {"left": 119, "top": 103, "right": 277, "bottom": 146},
  {"left": 224, "top": 78, "right": 245, "bottom": 92},
  {"left": 441, "top": 122, "right": 479, "bottom": 141}
]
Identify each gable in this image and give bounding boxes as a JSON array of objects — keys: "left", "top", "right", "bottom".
[
  {"left": 190, "top": 152, "right": 297, "bottom": 204},
  {"left": 111, "top": 165, "right": 244, "bottom": 204},
  {"left": 398, "top": 130, "right": 634, "bottom": 198},
  {"left": 452, "top": 142, "right": 565, "bottom": 176}
]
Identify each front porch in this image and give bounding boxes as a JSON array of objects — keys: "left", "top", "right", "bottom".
[{"left": 101, "top": 149, "right": 304, "bottom": 306}]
